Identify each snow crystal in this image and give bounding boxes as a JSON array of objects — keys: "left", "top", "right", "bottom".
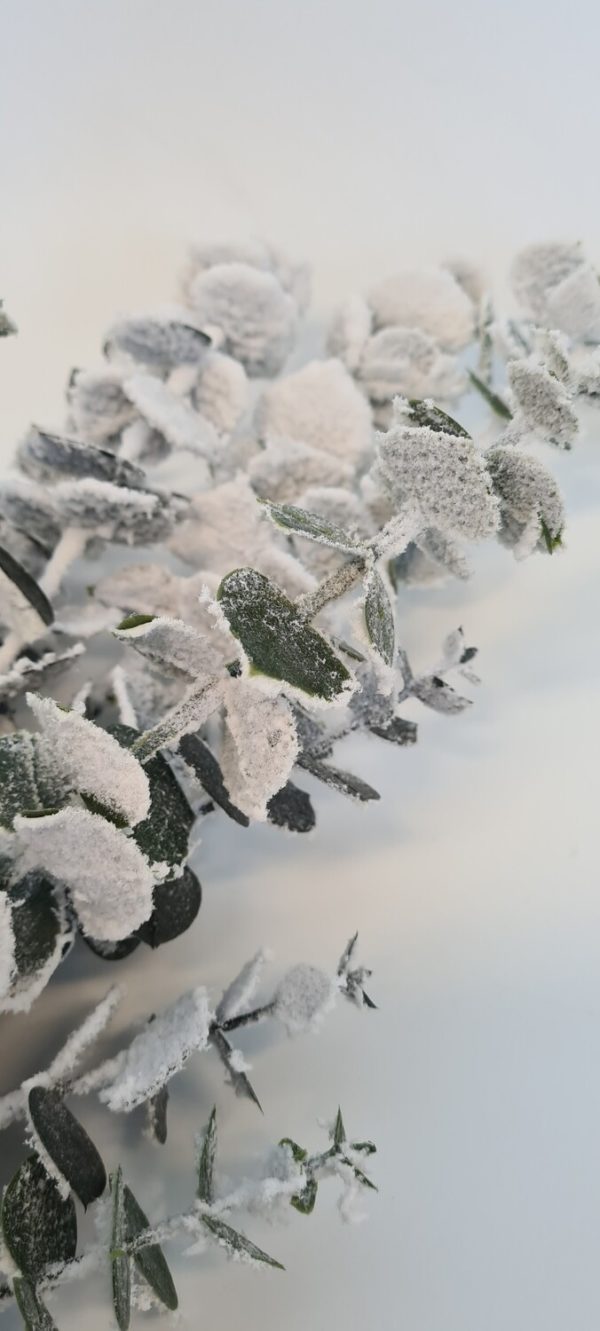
[
  {"left": 186, "top": 261, "right": 297, "bottom": 377},
  {"left": 326, "top": 294, "right": 372, "bottom": 371},
  {"left": 273, "top": 963, "right": 336, "bottom": 1034},
  {"left": 376, "top": 423, "right": 500, "bottom": 541},
  {"left": 367, "top": 267, "right": 475, "bottom": 350},
  {"left": 255, "top": 358, "right": 373, "bottom": 465},
  {"left": 216, "top": 948, "right": 271, "bottom": 1024},
  {"left": 221, "top": 682, "right": 299, "bottom": 821},
  {"left": 99, "top": 986, "right": 212, "bottom": 1111},
  {"left": 508, "top": 358, "right": 578, "bottom": 447},
  {"left": 124, "top": 373, "right": 219, "bottom": 457},
  {"left": 15, "top": 807, "right": 155, "bottom": 941},
  {"left": 357, "top": 325, "right": 465, "bottom": 403},
  {"left": 27, "top": 692, "right": 150, "bottom": 826}
]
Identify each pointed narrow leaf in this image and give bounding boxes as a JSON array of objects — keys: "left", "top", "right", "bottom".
[
  {"left": 178, "top": 734, "right": 249, "bottom": 827},
  {"left": 260, "top": 499, "right": 364, "bottom": 553},
  {"left": 1, "top": 1155, "right": 77, "bottom": 1279},
  {"left": 267, "top": 781, "right": 315, "bottom": 833},
  {"left": 369, "top": 716, "right": 417, "bottom": 746},
  {"left": 147, "top": 1087, "right": 169, "bottom": 1145},
  {"left": 333, "top": 1107, "right": 346, "bottom": 1148},
  {"left": 201, "top": 1215, "right": 284, "bottom": 1269},
  {"left": 298, "top": 754, "right": 380, "bottom": 802},
  {"left": 210, "top": 1026, "right": 262, "bottom": 1112},
  {"left": 197, "top": 1107, "right": 217, "bottom": 1204},
  {"left": 0, "top": 545, "right": 54, "bottom": 627},
  {"left": 468, "top": 370, "right": 512, "bottom": 420},
  {"left": 13, "top": 1278, "right": 58, "bottom": 1331},
  {"left": 110, "top": 1168, "right": 131, "bottom": 1331},
  {"left": 27, "top": 1087, "right": 106, "bottom": 1207},
  {"left": 217, "top": 569, "right": 352, "bottom": 702},
  {"left": 123, "top": 1185, "right": 178, "bottom": 1311},
  {"left": 364, "top": 568, "right": 395, "bottom": 666}
]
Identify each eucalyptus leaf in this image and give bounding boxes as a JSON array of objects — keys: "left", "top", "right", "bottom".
[
  {"left": 364, "top": 568, "right": 395, "bottom": 666},
  {"left": 259, "top": 498, "right": 364, "bottom": 553},
  {"left": 123, "top": 1185, "right": 178, "bottom": 1311},
  {"left": 17, "top": 429, "right": 145, "bottom": 491},
  {"left": 217, "top": 568, "right": 352, "bottom": 702},
  {"left": 290, "top": 1176, "right": 318, "bottom": 1215},
  {"left": 137, "top": 867, "right": 202, "bottom": 948},
  {"left": 9, "top": 872, "right": 63, "bottom": 977},
  {"left": 298, "top": 754, "right": 380, "bottom": 802},
  {"left": 197, "top": 1106, "right": 217, "bottom": 1204},
  {"left": 178, "top": 733, "right": 250, "bottom": 827},
  {"left": 267, "top": 781, "right": 315, "bottom": 833},
  {"left": 111, "top": 724, "right": 194, "bottom": 867},
  {"left": 1, "top": 1155, "right": 77, "bottom": 1280},
  {"left": 0, "top": 545, "right": 54, "bottom": 627},
  {"left": 110, "top": 1168, "right": 131, "bottom": 1331},
  {"left": 210, "top": 1026, "right": 262, "bottom": 1112},
  {"left": 27, "top": 1086, "right": 107, "bottom": 1208},
  {"left": 13, "top": 1278, "right": 57, "bottom": 1331},
  {"left": 80, "top": 932, "right": 141, "bottom": 962},
  {"left": 411, "top": 675, "right": 472, "bottom": 714},
  {"left": 369, "top": 716, "right": 418, "bottom": 746},
  {"left": 146, "top": 1087, "right": 169, "bottom": 1145},
  {"left": 405, "top": 399, "right": 470, "bottom": 437},
  {"left": 201, "top": 1214, "right": 284, "bottom": 1270},
  {"left": 0, "top": 733, "right": 57, "bottom": 829}
]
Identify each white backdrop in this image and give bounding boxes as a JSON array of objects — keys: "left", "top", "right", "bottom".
[{"left": 1, "top": 3, "right": 600, "bottom": 1329}]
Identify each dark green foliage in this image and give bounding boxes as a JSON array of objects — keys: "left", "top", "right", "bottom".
[
  {"left": 27, "top": 1087, "right": 106, "bottom": 1208},
  {"left": 112, "top": 724, "right": 195, "bottom": 866},
  {"left": 9, "top": 872, "right": 62, "bottom": 976},
  {"left": 364, "top": 568, "right": 395, "bottom": 666},
  {"left": 259, "top": 499, "right": 363, "bottom": 552},
  {"left": 196, "top": 1106, "right": 217, "bottom": 1204},
  {"left": 147, "top": 1087, "right": 169, "bottom": 1144},
  {"left": 123, "top": 1185, "right": 178, "bottom": 1311},
  {"left": 137, "top": 867, "right": 202, "bottom": 948},
  {"left": 110, "top": 1168, "right": 131, "bottom": 1331},
  {"left": 267, "top": 781, "right": 315, "bottom": 833},
  {"left": 201, "top": 1214, "right": 284, "bottom": 1269},
  {"left": 1, "top": 1155, "right": 77, "bottom": 1279},
  {"left": 13, "top": 1278, "right": 57, "bottom": 1331},
  {"left": 468, "top": 370, "right": 512, "bottom": 420},
  {"left": 178, "top": 733, "right": 249, "bottom": 827},
  {"left": 298, "top": 754, "right": 380, "bottom": 802},
  {"left": 0, "top": 545, "right": 54, "bottom": 626},
  {"left": 405, "top": 399, "right": 471, "bottom": 437}
]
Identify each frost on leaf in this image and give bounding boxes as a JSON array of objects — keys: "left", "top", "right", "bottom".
[
  {"left": 67, "top": 367, "right": 136, "bottom": 444},
  {"left": 249, "top": 435, "right": 354, "bottom": 503},
  {"left": 221, "top": 683, "right": 299, "bottom": 821},
  {"left": 185, "top": 261, "right": 297, "bottom": 377},
  {"left": 1, "top": 1154, "right": 77, "bottom": 1280},
  {"left": 363, "top": 567, "right": 395, "bottom": 667},
  {"left": 507, "top": 359, "right": 578, "bottom": 447},
  {"left": 0, "top": 543, "right": 54, "bottom": 637},
  {"left": 376, "top": 422, "right": 500, "bottom": 541},
  {"left": 17, "top": 427, "right": 145, "bottom": 490},
  {"left": 131, "top": 675, "right": 224, "bottom": 763},
  {"left": 216, "top": 949, "right": 270, "bottom": 1024},
  {"left": 0, "top": 730, "right": 56, "bottom": 829},
  {"left": 124, "top": 372, "right": 219, "bottom": 459},
  {"left": 510, "top": 241, "right": 600, "bottom": 337},
  {"left": 217, "top": 567, "right": 354, "bottom": 703},
  {"left": 3, "top": 871, "right": 73, "bottom": 1015},
  {"left": 273, "top": 964, "right": 336, "bottom": 1034},
  {"left": 114, "top": 614, "right": 224, "bottom": 680},
  {"left": 486, "top": 445, "right": 565, "bottom": 556},
  {"left": 326, "top": 294, "right": 372, "bottom": 370},
  {"left": 105, "top": 312, "right": 210, "bottom": 372},
  {"left": 27, "top": 693, "right": 150, "bottom": 827},
  {"left": 50, "top": 479, "right": 177, "bottom": 544},
  {"left": 0, "top": 479, "right": 61, "bottom": 551},
  {"left": 27, "top": 1085, "right": 107, "bottom": 1207},
  {"left": 99, "top": 987, "right": 211, "bottom": 1111},
  {"left": 192, "top": 351, "right": 250, "bottom": 433},
  {"left": 367, "top": 267, "right": 475, "bottom": 349},
  {"left": 15, "top": 808, "right": 155, "bottom": 942},
  {"left": 260, "top": 496, "right": 365, "bottom": 553},
  {"left": 255, "top": 358, "right": 373, "bottom": 464},
  {"left": 357, "top": 326, "right": 465, "bottom": 403}
]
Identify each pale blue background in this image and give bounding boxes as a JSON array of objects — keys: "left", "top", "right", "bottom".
[{"left": 1, "top": 4, "right": 600, "bottom": 1330}]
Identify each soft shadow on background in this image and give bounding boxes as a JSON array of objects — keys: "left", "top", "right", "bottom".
[{"left": 1, "top": 3, "right": 600, "bottom": 1330}]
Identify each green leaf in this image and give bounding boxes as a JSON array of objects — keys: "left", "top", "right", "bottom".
[
  {"left": 9, "top": 872, "right": 63, "bottom": 977},
  {"left": 27, "top": 1087, "right": 106, "bottom": 1208},
  {"left": 405, "top": 400, "right": 470, "bottom": 437},
  {"left": 178, "top": 734, "right": 249, "bottom": 827},
  {"left": 111, "top": 725, "right": 194, "bottom": 867},
  {"left": 1, "top": 1155, "right": 77, "bottom": 1280},
  {"left": 364, "top": 568, "right": 395, "bottom": 666},
  {"left": 267, "top": 781, "right": 315, "bottom": 833},
  {"left": 468, "top": 370, "right": 512, "bottom": 421},
  {"left": 540, "top": 516, "right": 563, "bottom": 553},
  {"left": 333, "top": 1107, "right": 346, "bottom": 1148},
  {"left": 123, "top": 1185, "right": 177, "bottom": 1311},
  {"left": 80, "top": 932, "right": 141, "bottom": 962},
  {"left": 298, "top": 754, "right": 380, "bottom": 802},
  {"left": 259, "top": 499, "right": 364, "bottom": 553},
  {"left": 0, "top": 546, "right": 54, "bottom": 628},
  {"left": 217, "top": 568, "right": 352, "bottom": 701},
  {"left": 201, "top": 1215, "right": 284, "bottom": 1269},
  {"left": 147, "top": 1086, "right": 169, "bottom": 1145},
  {"left": 350, "top": 1140, "right": 377, "bottom": 1156},
  {"left": 210, "top": 1027, "right": 262, "bottom": 1113},
  {"left": 110, "top": 1168, "right": 131, "bottom": 1331},
  {"left": 290, "top": 1177, "right": 318, "bottom": 1215},
  {"left": 0, "top": 734, "right": 50, "bottom": 829},
  {"left": 137, "top": 866, "right": 202, "bottom": 949},
  {"left": 116, "top": 613, "right": 156, "bottom": 631},
  {"left": 342, "top": 1159, "right": 378, "bottom": 1190},
  {"left": 197, "top": 1106, "right": 217, "bottom": 1204},
  {"left": 278, "top": 1138, "right": 308, "bottom": 1164},
  {"left": 13, "top": 1278, "right": 57, "bottom": 1331}
]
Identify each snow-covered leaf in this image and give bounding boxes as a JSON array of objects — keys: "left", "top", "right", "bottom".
[
  {"left": 201, "top": 1214, "right": 284, "bottom": 1269},
  {"left": 486, "top": 445, "right": 565, "bottom": 556},
  {"left": 27, "top": 1086, "right": 106, "bottom": 1207},
  {"left": 255, "top": 358, "right": 372, "bottom": 463},
  {"left": 114, "top": 613, "right": 223, "bottom": 679},
  {"left": 298, "top": 754, "right": 380, "bottom": 802},
  {"left": 8, "top": 871, "right": 64, "bottom": 980},
  {"left": 273, "top": 964, "right": 336, "bottom": 1034},
  {"left": 196, "top": 1106, "right": 217, "bottom": 1204},
  {"left": 0, "top": 544, "right": 53, "bottom": 627},
  {"left": 100, "top": 987, "right": 211, "bottom": 1111},
  {"left": 508, "top": 358, "right": 578, "bottom": 447},
  {"left": 369, "top": 715, "right": 417, "bottom": 746},
  {"left": 411, "top": 675, "right": 472, "bottom": 714},
  {"left": 110, "top": 1167, "right": 131, "bottom": 1331},
  {"left": 367, "top": 267, "right": 475, "bottom": 349},
  {"left": 363, "top": 568, "right": 395, "bottom": 666},
  {"left": 124, "top": 373, "right": 219, "bottom": 458},
  {"left": 1, "top": 1154, "right": 77, "bottom": 1279},
  {"left": 220, "top": 684, "right": 299, "bottom": 822},
  {"left": 51, "top": 479, "right": 177, "bottom": 544},
  {"left": 210, "top": 1026, "right": 263, "bottom": 1111},
  {"left": 105, "top": 314, "right": 210, "bottom": 371},
  {"left": 0, "top": 481, "right": 61, "bottom": 552},
  {"left": 179, "top": 733, "right": 250, "bottom": 827},
  {"left": 192, "top": 351, "right": 250, "bottom": 432},
  {"left": 376, "top": 423, "right": 500, "bottom": 541},
  {"left": 131, "top": 675, "right": 224, "bottom": 763},
  {"left": 137, "top": 867, "right": 202, "bottom": 949},
  {"left": 111, "top": 725, "right": 193, "bottom": 867},
  {"left": 67, "top": 367, "right": 135, "bottom": 444},
  {"left": 0, "top": 732, "right": 58, "bottom": 829},
  {"left": 249, "top": 435, "right": 354, "bottom": 504},
  {"left": 122, "top": 1184, "right": 178, "bottom": 1310},
  {"left": 217, "top": 568, "right": 353, "bottom": 702},
  {"left": 13, "top": 1277, "right": 57, "bottom": 1331},
  {"left": 401, "top": 398, "right": 470, "bottom": 438},
  {"left": 186, "top": 261, "right": 297, "bottom": 377},
  {"left": 358, "top": 326, "right": 464, "bottom": 403},
  {"left": 17, "top": 428, "right": 145, "bottom": 489},
  {"left": 260, "top": 498, "right": 365, "bottom": 553},
  {"left": 216, "top": 950, "right": 269, "bottom": 1025}
]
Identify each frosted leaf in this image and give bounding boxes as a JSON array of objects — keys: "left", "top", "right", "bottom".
[
  {"left": 367, "top": 267, "right": 475, "bottom": 349},
  {"left": 290, "top": 486, "right": 373, "bottom": 575},
  {"left": 216, "top": 948, "right": 271, "bottom": 1024},
  {"left": 442, "top": 257, "right": 485, "bottom": 306},
  {"left": 0, "top": 874, "right": 71, "bottom": 1016},
  {"left": 0, "top": 559, "right": 52, "bottom": 643},
  {"left": 124, "top": 373, "right": 219, "bottom": 458},
  {"left": 67, "top": 367, "right": 135, "bottom": 444},
  {"left": 99, "top": 987, "right": 211, "bottom": 1111},
  {"left": 376, "top": 423, "right": 500, "bottom": 541},
  {"left": 17, "top": 426, "right": 145, "bottom": 490},
  {"left": 49, "top": 478, "right": 175, "bottom": 544},
  {"left": 105, "top": 312, "right": 210, "bottom": 372},
  {"left": 192, "top": 352, "right": 250, "bottom": 433},
  {"left": 486, "top": 445, "right": 565, "bottom": 555},
  {"left": 411, "top": 674, "right": 472, "bottom": 714},
  {"left": 363, "top": 567, "right": 395, "bottom": 667},
  {"left": 0, "top": 890, "right": 15, "bottom": 1006},
  {"left": 169, "top": 474, "right": 314, "bottom": 599},
  {"left": 0, "top": 514, "right": 47, "bottom": 576},
  {"left": 115, "top": 614, "right": 225, "bottom": 680},
  {"left": 182, "top": 239, "right": 309, "bottom": 312},
  {"left": 221, "top": 683, "right": 299, "bottom": 821},
  {"left": 261, "top": 491, "right": 368, "bottom": 552},
  {"left": 273, "top": 964, "right": 336, "bottom": 1034},
  {"left": 357, "top": 326, "right": 465, "bottom": 403},
  {"left": 110, "top": 665, "right": 138, "bottom": 728},
  {"left": 15, "top": 808, "right": 155, "bottom": 941},
  {"left": 54, "top": 601, "right": 120, "bottom": 636},
  {"left": 0, "top": 730, "right": 58, "bottom": 828},
  {"left": 545, "top": 263, "right": 600, "bottom": 341},
  {"left": 0, "top": 479, "right": 61, "bottom": 550},
  {"left": 132, "top": 675, "right": 225, "bottom": 763},
  {"left": 534, "top": 328, "right": 571, "bottom": 384},
  {"left": 119, "top": 417, "right": 171, "bottom": 465},
  {"left": 249, "top": 435, "right": 353, "bottom": 502},
  {"left": 326, "top": 294, "right": 372, "bottom": 370},
  {"left": 510, "top": 241, "right": 585, "bottom": 323},
  {"left": 27, "top": 692, "right": 150, "bottom": 826},
  {"left": 0, "top": 644, "right": 84, "bottom": 703},
  {"left": 255, "top": 358, "right": 372, "bottom": 464},
  {"left": 186, "top": 262, "right": 297, "bottom": 377},
  {"left": 416, "top": 530, "right": 470, "bottom": 581},
  {"left": 45, "top": 986, "right": 122, "bottom": 1085},
  {"left": 507, "top": 359, "right": 578, "bottom": 447}
]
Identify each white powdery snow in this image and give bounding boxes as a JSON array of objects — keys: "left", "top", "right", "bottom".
[
  {"left": 367, "top": 267, "right": 475, "bottom": 350},
  {"left": 255, "top": 358, "right": 373, "bottom": 465},
  {"left": 124, "top": 372, "right": 220, "bottom": 457},
  {"left": 221, "top": 683, "right": 299, "bottom": 822},
  {"left": 216, "top": 948, "right": 271, "bottom": 1024},
  {"left": 186, "top": 261, "right": 297, "bottom": 377},
  {"left": 114, "top": 615, "right": 225, "bottom": 680},
  {"left": 273, "top": 964, "right": 337, "bottom": 1034},
  {"left": 99, "top": 986, "right": 212, "bottom": 1111}
]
